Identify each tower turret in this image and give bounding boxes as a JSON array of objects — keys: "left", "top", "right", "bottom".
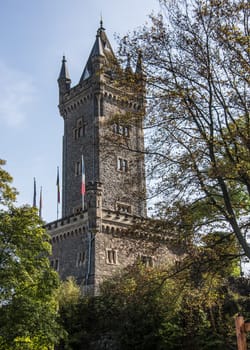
[
  {"left": 135, "top": 50, "right": 143, "bottom": 75},
  {"left": 125, "top": 53, "right": 133, "bottom": 75},
  {"left": 79, "top": 22, "right": 115, "bottom": 82},
  {"left": 58, "top": 56, "right": 71, "bottom": 104}
]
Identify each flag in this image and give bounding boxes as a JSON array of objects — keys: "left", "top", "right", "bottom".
[
  {"left": 57, "top": 166, "right": 60, "bottom": 204},
  {"left": 33, "top": 177, "right": 37, "bottom": 207},
  {"left": 81, "top": 155, "right": 85, "bottom": 209},
  {"left": 39, "top": 186, "right": 42, "bottom": 218}
]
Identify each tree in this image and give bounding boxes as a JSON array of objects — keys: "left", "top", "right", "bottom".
[
  {"left": 117, "top": 0, "right": 250, "bottom": 258},
  {"left": 0, "top": 160, "right": 62, "bottom": 349},
  {"left": 0, "top": 159, "right": 17, "bottom": 206},
  {"left": 52, "top": 214, "right": 245, "bottom": 350},
  {"left": 56, "top": 277, "right": 81, "bottom": 349},
  {"left": 59, "top": 257, "right": 246, "bottom": 350}
]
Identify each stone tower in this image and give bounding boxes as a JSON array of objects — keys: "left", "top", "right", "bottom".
[
  {"left": 47, "top": 23, "right": 173, "bottom": 293},
  {"left": 58, "top": 22, "right": 146, "bottom": 219}
]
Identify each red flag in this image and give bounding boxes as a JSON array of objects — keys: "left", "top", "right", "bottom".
[{"left": 81, "top": 156, "right": 85, "bottom": 195}]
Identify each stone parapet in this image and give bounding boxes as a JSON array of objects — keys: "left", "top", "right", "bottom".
[{"left": 46, "top": 211, "right": 88, "bottom": 237}]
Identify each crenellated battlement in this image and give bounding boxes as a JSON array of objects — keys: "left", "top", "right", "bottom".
[
  {"left": 47, "top": 207, "right": 172, "bottom": 246},
  {"left": 59, "top": 82, "right": 143, "bottom": 118},
  {"left": 46, "top": 210, "right": 88, "bottom": 233}
]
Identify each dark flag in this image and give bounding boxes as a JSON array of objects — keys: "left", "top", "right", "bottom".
[
  {"left": 39, "top": 186, "right": 42, "bottom": 218},
  {"left": 57, "top": 167, "right": 60, "bottom": 204},
  {"left": 33, "top": 177, "right": 37, "bottom": 207}
]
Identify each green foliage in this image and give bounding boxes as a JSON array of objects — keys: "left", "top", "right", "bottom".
[
  {"left": 57, "top": 259, "right": 249, "bottom": 350},
  {"left": 55, "top": 201, "right": 243, "bottom": 349},
  {"left": 99, "top": 264, "right": 181, "bottom": 350},
  {"left": 0, "top": 159, "right": 17, "bottom": 206},
  {"left": 57, "top": 277, "right": 81, "bottom": 309},
  {"left": 0, "top": 163, "right": 62, "bottom": 349},
  {"left": 56, "top": 278, "right": 81, "bottom": 349}
]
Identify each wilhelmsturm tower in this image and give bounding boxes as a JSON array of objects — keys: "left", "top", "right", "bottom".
[{"left": 47, "top": 22, "right": 175, "bottom": 293}]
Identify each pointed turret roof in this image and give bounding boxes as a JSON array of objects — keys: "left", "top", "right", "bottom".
[
  {"left": 80, "top": 21, "right": 116, "bottom": 82},
  {"left": 136, "top": 50, "right": 143, "bottom": 75},
  {"left": 125, "top": 53, "right": 133, "bottom": 74},
  {"left": 58, "top": 55, "right": 71, "bottom": 81}
]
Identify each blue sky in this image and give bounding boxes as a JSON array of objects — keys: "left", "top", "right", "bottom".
[{"left": 0, "top": 0, "right": 159, "bottom": 222}]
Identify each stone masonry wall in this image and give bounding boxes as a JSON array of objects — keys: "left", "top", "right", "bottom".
[
  {"left": 47, "top": 212, "right": 93, "bottom": 286},
  {"left": 61, "top": 85, "right": 99, "bottom": 217},
  {"left": 59, "top": 74, "right": 146, "bottom": 218},
  {"left": 47, "top": 207, "right": 179, "bottom": 292},
  {"left": 99, "top": 93, "right": 146, "bottom": 217}
]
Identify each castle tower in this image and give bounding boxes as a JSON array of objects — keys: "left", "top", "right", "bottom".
[
  {"left": 47, "top": 23, "right": 174, "bottom": 293},
  {"left": 58, "top": 23, "right": 146, "bottom": 219}
]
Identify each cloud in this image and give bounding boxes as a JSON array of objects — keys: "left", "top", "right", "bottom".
[{"left": 0, "top": 61, "right": 36, "bottom": 127}]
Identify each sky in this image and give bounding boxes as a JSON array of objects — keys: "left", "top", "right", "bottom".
[{"left": 0, "top": 0, "right": 159, "bottom": 223}]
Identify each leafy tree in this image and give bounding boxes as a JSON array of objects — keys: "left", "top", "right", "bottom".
[
  {"left": 56, "top": 277, "right": 81, "bottom": 349},
  {"left": 0, "top": 161, "right": 62, "bottom": 349},
  {"left": 54, "top": 225, "right": 241, "bottom": 350},
  {"left": 0, "top": 159, "right": 17, "bottom": 206},
  {"left": 57, "top": 277, "right": 81, "bottom": 310},
  {"left": 116, "top": 0, "right": 250, "bottom": 258},
  {"left": 53, "top": 214, "right": 244, "bottom": 350},
  {"left": 58, "top": 256, "right": 246, "bottom": 350},
  {"left": 95, "top": 234, "right": 240, "bottom": 350}
]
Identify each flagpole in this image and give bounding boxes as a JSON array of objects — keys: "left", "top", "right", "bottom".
[{"left": 57, "top": 201, "right": 59, "bottom": 220}]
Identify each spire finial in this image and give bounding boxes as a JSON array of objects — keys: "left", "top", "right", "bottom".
[
  {"left": 99, "top": 14, "right": 105, "bottom": 31},
  {"left": 58, "top": 54, "right": 71, "bottom": 83}
]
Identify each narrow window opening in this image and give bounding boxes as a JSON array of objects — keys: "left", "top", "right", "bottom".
[
  {"left": 117, "top": 202, "right": 132, "bottom": 214},
  {"left": 113, "top": 122, "right": 130, "bottom": 137},
  {"left": 117, "top": 158, "right": 128, "bottom": 172},
  {"left": 106, "top": 249, "right": 118, "bottom": 265},
  {"left": 75, "top": 161, "right": 81, "bottom": 176},
  {"left": 76, "top": 251, "right": 85, "bottom": 266},
  {"left": 55, "top": 259, "right": 59, "bottom": 271},
  {"left": 141, "top": 255, "right": 154, "bottom": 267}
]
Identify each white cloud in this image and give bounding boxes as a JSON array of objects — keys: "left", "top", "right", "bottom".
[{"left": 0, "top": 61, "right": 36, "bottom": 127}]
